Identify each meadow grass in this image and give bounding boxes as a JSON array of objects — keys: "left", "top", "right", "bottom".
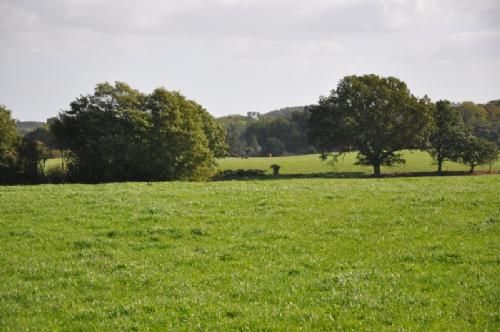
[
  {"left": 45, "top": 150, "right": 500, "bottom": 177},
  {"left": 0, "top": 176, "right": 499, "bottom": 330},
  {"left": 217, "top": 150, "right": 500, "bottom": 176},
  {"left": 45, "top": 157, "right": 64, "bottom": 171}
]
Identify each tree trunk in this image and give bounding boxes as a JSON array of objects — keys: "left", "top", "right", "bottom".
[
  {"left": 60, "top": 150, "right": 64, "bottom": 171},
  {"left": 470, "top": 165, "right": 475, "bottom": 173},
  {"left": 437, "top": 159, "right": 443, "bottom": 175},
  {"left": 373, "top": 163, "right": 381, "bottom": 177}
]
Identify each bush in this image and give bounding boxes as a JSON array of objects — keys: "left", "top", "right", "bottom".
[
  {"left": 46, "top": 166, "right": 66, "bottom": 184},
  {"left": 214, "top": 169, "right": 266, "bottom": 180}
]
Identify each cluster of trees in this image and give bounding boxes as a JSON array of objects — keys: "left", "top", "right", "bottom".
[
  {"left": 0, "top": 106, "right": 52, "bottom": 184},
  {"left": 1, "top": 75, "right": 498, "bottom": 184},
  {"left": 455, "top": 100, "right": 500, "bottom": 146},
  {"left": 51, "top": 82, "right": 227, "bottom": 182},
  {"left": 218, "top": 107, "right": 316, "bottom": 157},
  {"left": 0, "top": 82, "right": 227, "bottom": 184},
  {"left": 308, "top": 75, "right": 498, "bottom": 175},
  {"left": 220, "top": 97, "right": 499, "bottom": 166}
]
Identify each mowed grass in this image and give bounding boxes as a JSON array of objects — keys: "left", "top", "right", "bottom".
[
  {"left": 0, "top": 176, "right": 499, "bottom": 330},
  {"left": 217, "top": 150, "right": 500, "bottom": 176}
]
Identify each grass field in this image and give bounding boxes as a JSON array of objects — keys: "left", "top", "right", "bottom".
[
  {"left": 1, "top": 175, "right": 499, "bottom": 330},
  {"left": 217, "top": 151, "right": 500, "bottom": 176},
  {"left": 45, "top": 150, "right": 500, "bottom": 179}
]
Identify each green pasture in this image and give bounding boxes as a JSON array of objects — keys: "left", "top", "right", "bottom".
[
  {"left": 45, "top": 150, "right": 500, "bottom": 177},
  {"left": 1, "top": 176, "right": 499, "bottom": 330},
  {"left": 45, "top": 157, "right": 64, "bottom": 171},
  {"left": 217, "top": 151, "right": 500, "bottom": 176}
]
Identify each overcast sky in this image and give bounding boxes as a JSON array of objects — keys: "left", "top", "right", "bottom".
[{"left": 1, "top": 0, "right": 499, "bottom": 121}]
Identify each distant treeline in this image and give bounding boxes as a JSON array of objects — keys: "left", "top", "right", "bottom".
[
  {"left": 217, "top": 106, "right": 316, "bottom": 157},
  {"left": 218, "top": 100, "right": 500, "bottom": 157},
  {"left": 1, "top": 75, "right": 499, "bottom": 184},
  {"left": 14, "top": 100, "right": 500, "bottom": 158}
]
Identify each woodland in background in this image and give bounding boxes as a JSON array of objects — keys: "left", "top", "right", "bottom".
[
  {"left": 13, "top": 99, "right": 500, "bottom": 159},
  {"left": 219, "top": 99, "right": 499, "bottom": 157},
  {"left": 1, "top": 75, "right": 499, "bottom": 183}
]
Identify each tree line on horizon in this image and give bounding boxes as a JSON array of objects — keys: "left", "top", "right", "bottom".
[
  {"left": 219, "top": 100, "right": 499, "bottom": 160},
  {"left": 0, "top": 75, "right": 499, "bottom": 184}
]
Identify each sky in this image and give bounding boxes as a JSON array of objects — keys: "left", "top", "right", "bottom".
[{"left": 1, "top": 0, "right": 499, "bottom": 121}]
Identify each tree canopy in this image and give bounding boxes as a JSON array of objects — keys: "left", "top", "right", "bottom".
[
  {"left": 218, "top": 107, "right": 315, "bottom": 157},
  {"left": 428, "top": 100, "right": 468, "bottom": 174},
  {"left": 458, "top": 136, "right": 498, "bottom": 173},
  {"left": 0, "top": 105, "right": 20, "bottom": 182},
  {"left": 50, "top": 82, "right": 227, "bottom": 183},
  {"left": 308, "top": 75, "right": 433, "bottom": 175}
]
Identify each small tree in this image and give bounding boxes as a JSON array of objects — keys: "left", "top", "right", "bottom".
[
  {"left": 428, "top": 100, "right": 467, "bottom": 174},
  {"left": 458, "top": 136, "right": 498, "bottom": 173}
]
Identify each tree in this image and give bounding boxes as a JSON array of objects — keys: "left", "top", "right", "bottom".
[
  {"left": 50, "top": 82, "right": 226, "bottom": 182},
  {"left": 482, "top": 100, "right": 500, "bottom": 146},
  {"left": 217, "top": 106, "right": 314, "bottom": 157},
  {"left": 455, "top": 102, "right": 488, "bottom": 129},
  {"left": 0, "top": 105, "right": 20, "bottom": 182},
  {"left": 265, "top": 137, "right": 286, "bottom": 156},
  {"left": 24, "top": 126, "right": 58, "bottom": 151},
  {"left": 458, "top": 135, "right": 498, "bottom": 173},
  {"left": 197, "top": 106, "right": 228, "bottom": 159},
  {"left": 245, "top": 134, "right": 261, "bottom": 156},
  {"left": 455, "top": 101, "right": 499, "bottom": 147},
  {"left": 17, "top": 137, "right": 50, "bottom": 183},
  {"left": 308, "top": 75, "right": 432, "bottom": 176},
  {"left": 428, "top": 100, "right": 467, "bottom": 174},
  {"left": 218, "top": 115, "right": 252, "bottom": 156},
  {"left": 144, "top": 87, "right": 223, "bottom": 181}
]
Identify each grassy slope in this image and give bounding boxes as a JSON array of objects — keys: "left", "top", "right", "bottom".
[
  {"left": 217, "top": 151, "right": 500, "bottom": 175},
  {"left": 1, "top": 176, "right": 499, "bottom": 330}
]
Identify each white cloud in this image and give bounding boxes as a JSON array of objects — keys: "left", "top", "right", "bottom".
[
  {"left": 0, "top": 2, "right": 39, "bottom": 32},
  {"left": 0, "top": 0, "right": 499, "bottom": 120}
]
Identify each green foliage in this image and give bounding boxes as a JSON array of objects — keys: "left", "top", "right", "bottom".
[
  {"left": 308, "top": 75, "right": 433, "bottom": 175},
  {"left": 45, "top": 164, "right": 66, "bottom": 183},
  {"left": 14, "top": 121, "right": 45, "bottom": 135},
  {"left": 24, "top": 126, "right": 58, "bottom": 150},
  {"left": 217, "top": 115, "right": 252, "bottom": 156},
  {"left": 215, "top": 168, "right": 267, "bottom": 179},
  {"left": 455, "top": 101, "right": 500, "bottom": 146},
  {"left": 482, "top": 101, "right": 500, "bottom": 145},
  {"left": 218, "top": 107, "right": 314, "bottom": 157},
  {"left": 428, "top": 100, "right": 468, "bottom": 173},
  {"left": 1, "top": 106, "right": 54, "bottom": 183},
  {"left": 0, "top": 105, "right": 21, "bottom": 182},
  {"left": 17, "top": 137, "right": 50, "bottom": 183},
  {"left": 458, "top": 136, "right": 498, "bottom": 172},
  {"left": 0, "top": 177, "right": 498, "bottom": 329},
  {"left": 50, "top": 82, "right": 226, "bottom": 182},
  {"left": 456, "top": 102, "right": 488, "bottom": 129}
]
